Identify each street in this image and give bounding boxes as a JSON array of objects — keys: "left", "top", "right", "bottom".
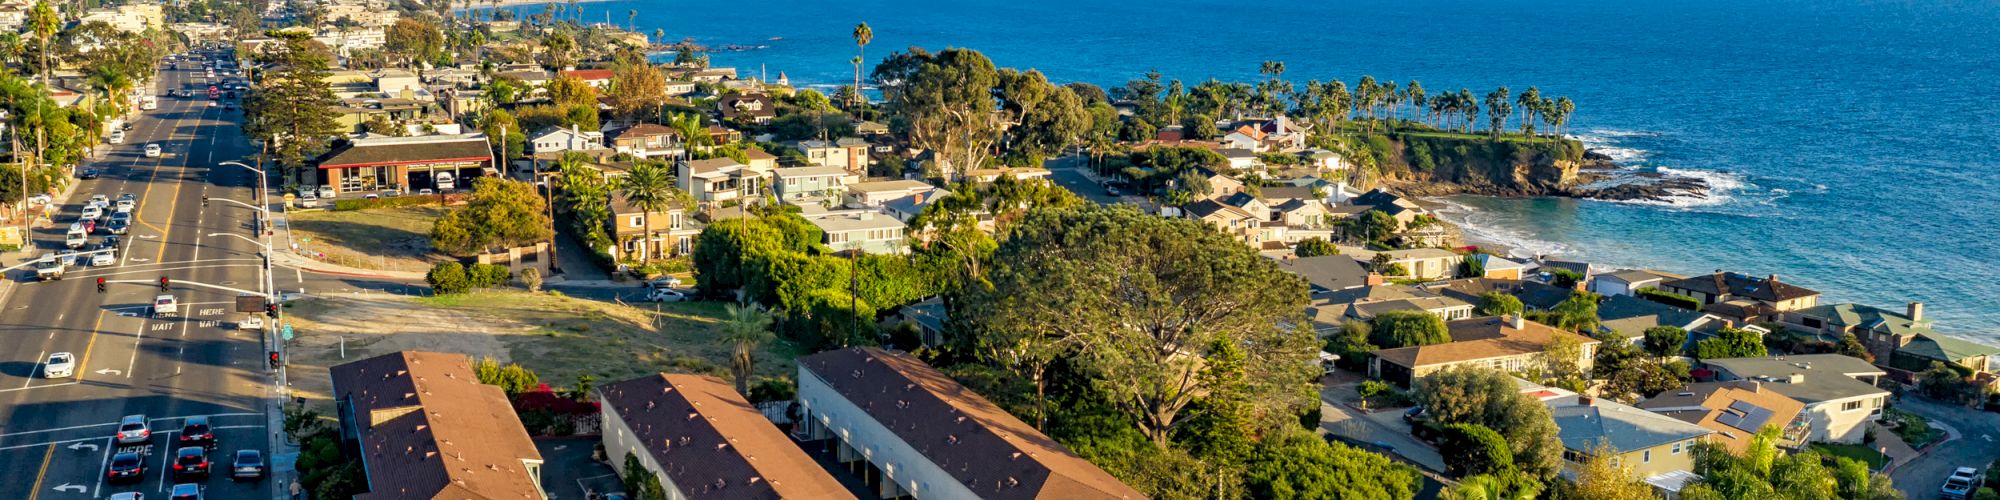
[
  {"left": 0, "top": 55, "right": 278, "bottom": 499},
  {"left": 1890, "top": 397, "right": 1998, "bottom": 499}
]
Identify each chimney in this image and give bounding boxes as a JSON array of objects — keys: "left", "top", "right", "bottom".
[
  {"left": 1508, "top": 314, "right": 1525, "bottom": 330},
  {"left": 1908, "top": 302, "right": 1924, "bottom": 322},
  {"left": 1365, "top": 273, "right": 1385, "bottom": 286}
]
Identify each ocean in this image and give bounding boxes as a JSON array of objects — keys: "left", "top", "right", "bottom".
[{"left": 504, "top": 0, "right": 2000, "bottom": 337}]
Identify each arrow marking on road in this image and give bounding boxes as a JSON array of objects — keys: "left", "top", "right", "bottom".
[
  {"left": 66, "top": 441, "right": 97, "bottom": 452},
  {"left": 95, "top": 368, "right": 121, "bottom": 375},
  {"left": 129, "top": 258, "right": 150, "bottom": 262},
  {"left": 51, "top": 483, "right": 85, "bottom": 493}
]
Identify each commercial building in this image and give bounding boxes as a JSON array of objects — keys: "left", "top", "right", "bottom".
[{"left": 312, "top": 134, "right": 493, "bottom": 195}]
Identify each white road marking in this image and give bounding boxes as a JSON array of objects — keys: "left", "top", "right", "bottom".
[
  {"left": 0, "top": 381, "right": 76, "bottom": 393},
  {"left": 65, "top": 441, "right": 97, "bottom": 452},
  {"left": 94, "top": 368, "right": 120, "bottom": 376},
  {"left": 50, "top": 483, "right": 85, "bottom": 493},
  {"left": 91, "top": 437, "right": 109, "bottom": 497},
  {"left": 21, "top": 350, "right": 44, "bottom": 388}
]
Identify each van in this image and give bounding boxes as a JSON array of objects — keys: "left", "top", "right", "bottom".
[{"left": 65, "top": 225, "right": 87, "bottom": 248}]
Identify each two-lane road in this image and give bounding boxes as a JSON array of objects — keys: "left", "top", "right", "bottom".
[{"left": 0, "top": 54, "right": 277, "bottom": 500}]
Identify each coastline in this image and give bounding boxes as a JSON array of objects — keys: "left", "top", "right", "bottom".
[{"left": 464, "top": 0, "right": 613, "bottom": 11}]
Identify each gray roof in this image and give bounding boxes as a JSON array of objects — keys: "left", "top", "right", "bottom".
[
  {"left": 1277, "top": 255, "right": 1370, "bottom": 294},
  {"left": 1548, "top": 395, "right": 1714, "bottom": 455},
  {"left": 1598, "top": 294, "right": 1717, "bottom": 339},
  {"left": 1702, "top": 355, "right": 1890, "bottom": 405},
  {"left": 1259, "top": 185, "right": 1316, "bottom": 202},
  {"left": 1599, "top": 269, "right": 1670, "bottom": 285}
]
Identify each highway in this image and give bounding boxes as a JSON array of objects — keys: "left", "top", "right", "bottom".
[{"left": 0, "top": 53, "right": 278, "bottom": 499}]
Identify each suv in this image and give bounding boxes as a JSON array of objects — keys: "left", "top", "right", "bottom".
[
  {"left": 230, "top": 449, "right": 266, "bottom": 481},
  {"left": 170, "top": 483, "right": 201, "bottom": 500},
  {"left": 171, "top": 446, "right": 209, "bottom": 481},
  {"left": 115, "top": 414, "right": 151, "bottom": 445},
  {"left": 1943, "top": 467, "right": 1982, "bottom": 500},
  {"left": 107, "top": 452, "right": 145, "bottom": 484},
  {"left": 178, "top": 416, "right": 214, "bottom": 450}
]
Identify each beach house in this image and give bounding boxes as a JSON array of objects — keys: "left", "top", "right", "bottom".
[
  {"left": 1700, "top": 354, "right": 1890, "bottom": 443},
  {"left": 1547, "top": 394, "right": 1713, "bottom": 496},
  {"left": 1369, "top": 315, "right": 1599, "bottom": 387}
]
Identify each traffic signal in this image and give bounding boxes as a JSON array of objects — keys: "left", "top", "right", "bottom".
[
  {"left": 266, "top": 303, "right": 277, "bottom": 317},
  {"left": 158, "top": 277, "right": 170, "bottom": 291},
  {"left": 96, "top": 277, "right": 105, "bottom": 293},
  {"left": 268, "top": 351, "right": 280, "bottom": 368}
]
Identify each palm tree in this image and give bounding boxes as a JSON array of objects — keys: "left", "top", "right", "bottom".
[
  {"left": 28, "top": 0, "right": 57, "bottom": 85},
  {"left": 1404, "top": 80, "right": 1426, "bottom": 127},
  {"left": 1516, "top": 86, "right": 1541, "bottom": 136},
  {"left": 653, "top": 28, "right": 666, "bottom": 46},
  {"left": 627, "top": 9, "right": 637, "bottom": 32},
  {"left": 1484, "top": 87, "right": 1511, "bottom": 138},
  {"left": 618, "top": 161, "right": 676, "bottom": 261},
  {"left": 851, "top": 22, "right": 873, "bottom": 109},
  {"left": 667, "top": 112, "right": 706, "bottom": 159},
  {"left": 1553, "top": 96, "right": 1576, "bottom": 138},
  {"left": 1457, "top": 89, "right": 1479, "bottom": 133},
  {"left": 720, "top": 302, "right": 774, "bottom": 395}
]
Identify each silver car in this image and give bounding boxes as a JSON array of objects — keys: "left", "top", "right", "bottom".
[{"left": 115, "top": 414, "right": 150, "bottom": 445}]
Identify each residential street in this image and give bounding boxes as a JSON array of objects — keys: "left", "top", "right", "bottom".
[{"left": 1890, "top": 397, "right": 1997, "bottom": 498}]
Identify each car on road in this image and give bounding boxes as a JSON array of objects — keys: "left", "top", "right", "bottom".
[
  {"left": 42, "top": 352, "right": 74, "bottom": 378},
  {"left": 643, "top": 276, "right": 683, "bottom": 289},
  {"left": 107, "top": 216, "right": 130, "bottom": 235},
  {"left": 91, "top": 245, "right": 117, "bottom": 266},
  {"left": 1943, "top": 467, "right": 1982, "bottom": 500},
  {"left": 107, "top": 451, "right": 146, "bottom": 484},
  {"left": 223, "top": 102, "right": 235, "bottom": 111},
  {"left": 115, "top": 414, "right": 151, "bottom": 444},
  {"left": 144, "top": 143, "right": 161, "bottom": 157},
  {"left": 171, "top": 446, "right": 209, "bottom": 480},
  {"left": 645, "top": 288, "right": 688, "bottom": 302},
  {"left": 178, "top": 416, "right": 215, "bottom": 450},
  {"left": 88, "top": 194, "right": 110, "bottom": 208},
  {"left": 109, "top": 130, "right": 125, "bottom": 144},
  {"left": 206, "top": 101, "right": 217, "bottom": 108},
  {"left": 65, "top": 224, "right": 88, "bottom": 248},
  {"left": 169, "top": 483, "right": 201, "bottom": 500},
  {"left": 35, "top": 256, "right": 65, "bottom": 281},
  {"left": 116, "top": 194, "right": 137, "bottom": 211},
  {"left": 80, "top": 168, "right": 100, "bottom": 179},
  {"left": 238, "top": 316, "right": 264, "bottom": 331},
  {"left": 154, "top": 295, "right": 179, "bottom": 317},
  {"left": 1105, "top": 185, "right": 1121, "bottom": 197},
  {"left": 230, "top": 449, "right": 265, "bottom": 481},
  {"left": 82, "top": 204, "right": 103, "bottom": 220},
  {"left": 82, "top": 219, "right": 97, "bottom": 234},
  {"left": 109, "top": 493, "right": 142, "bottom": 500}
]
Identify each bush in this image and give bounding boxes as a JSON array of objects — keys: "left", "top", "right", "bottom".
[
  {"left": 1440, "top": 423, "right": 1514, "bottom": 477},
  {"left": 748, "top": 376, "right": 796, "bottom": 403},
  {"left": 426, "top": 262, "right": 469, "bottom": 294},
  {"left": 518, "top": 267, "right": 543, "bottom": 292},
  {"left": 468, "top": 263, "right": 512, "bottom": 288},
  {"left": 1636, "top": 287, "right": 1700, "bottom": 310},
  {"left": 473, "top": 356, "right": 540, "bottom": 394},
  {"left": 332, "top": 195, "right": 438, "bottom": 211}
]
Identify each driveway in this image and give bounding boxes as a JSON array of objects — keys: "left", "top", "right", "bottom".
[
  {"left": 1319, "top": 379, "right": 1447, "bottom": 473},
  {"left": 1889, "top": 397, "right": 1998, "bottom": 498}
]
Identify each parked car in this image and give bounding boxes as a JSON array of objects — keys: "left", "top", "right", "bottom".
[
  {"left": 317, "top": 185, "right": 336, "bottom": 198},
  {"left": 645, "top": 288, "right": 688, "bottom": 302},
  {"left": 230, "top": 449, "right": 266, "bottom": 481},
  {"left": 106, "top": 452, "right": 146, "bottom": 484},
  {"left": 171, "top": 446, "right": 209, "bottom": 481},
  {"left": 109, "top": 130, "right": 125, "bottom": 144},
  {"left": 43, "top": 352, "right": 74, "bottom": 378},
  {"left": 110, "top": 492, "right": 142, "bottom": 500},
  {"left": 114, "top": 414, "right": 150, "bottom": 445},
  {"left": 80, "top": 168, "right": 100, "bottom": 180},
  {"left": 1943, "top": 467, "right": 1981, "bottom": 500},
  {"left": 643, "top": 277, "right": 683, "bottom": 289},
  {"left": 178, "top": 416, "right": 215, "bottom": 450},
  {"left": 297, "top": 192, "right": 318, "bottom": 208}
]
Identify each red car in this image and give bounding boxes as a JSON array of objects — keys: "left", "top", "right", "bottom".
[{"left": 171, "top": 447, "right": 209, "bottom": 481}]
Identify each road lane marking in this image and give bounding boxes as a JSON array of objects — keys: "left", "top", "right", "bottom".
[
  {"left": 75, "top": 310, "right": 106, "bottom": 385},
  {"left": 25, "top": 443, "right": 53, "bottom": 500},
  {"left": 0, "top": 381, "right": 78, "bottom": 393},
  {"left": 21, "top": 350, "right": 44, "bottom": 388},
  {"left": 0, "top": 435, "right": 106, "bottom": 452},
  {"left": 91, "top": 437, "right": 109, "bottom": 497}
]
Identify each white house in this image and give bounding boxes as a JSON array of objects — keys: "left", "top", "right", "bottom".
[
  {"left": 1701, "top": 354, "right": 1891, "bottom": 443},
  {"left": 529, "top": 126, "right": 609, "bottom": 154}
]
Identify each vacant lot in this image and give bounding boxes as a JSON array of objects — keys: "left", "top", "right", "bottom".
[
  {"left": 283, "top": 290, "right": 804, "bottom": 411},
  {"left": 287, "top": 206, "right": 450, "bottom": 272}
]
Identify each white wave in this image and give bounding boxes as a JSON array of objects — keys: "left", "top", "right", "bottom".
[
  {"left": 1570, "top": 129, "right": 1655, "bottom": 163},
  {"left": 1428, "top": 198, "right": 1573, "bottom": 260},
  {"left": 1656, "top": 166, "right": 1747, "bottom": 192}
]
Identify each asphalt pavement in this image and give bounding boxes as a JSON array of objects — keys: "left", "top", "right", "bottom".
[
  {"left": 1890, "top": 397, "right": 2000, "bottom": 499},
  {"left": 0, "top": 53, "right": 280, "bottom": 499}
]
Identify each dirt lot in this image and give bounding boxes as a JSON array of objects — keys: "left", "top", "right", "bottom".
[
  {"left": 286, "top": 206, "right": 451, "bottom": 272},
  {"left": 282, "top": 290, "right": 805, "bottom": 411}
]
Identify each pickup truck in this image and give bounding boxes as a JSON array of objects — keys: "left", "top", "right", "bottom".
[
  {"left": 34, "top": 257, "right": 64, "bottom": 281},
  {"left": 1943, "top": 467, "right": 1982, "bottom": 500},
  {"left": 153, "top": 295, "right": 178, "bottom": 318}
]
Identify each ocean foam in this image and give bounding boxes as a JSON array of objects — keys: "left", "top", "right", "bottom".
[
  {"left": 1429, "top": 199, "right": 1573, "bottom": 260},
  {"left": 1572, "top": 129, "right": 1657, "bottom": 164}
]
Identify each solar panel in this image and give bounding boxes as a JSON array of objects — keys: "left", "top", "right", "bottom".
[{"left": 1719, "top": 400, "right": 1773, "bottom": 432}]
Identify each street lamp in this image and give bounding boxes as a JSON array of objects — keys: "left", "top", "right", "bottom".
[{"left": 218, "top": 160, "right": 281, "bottom": 371}]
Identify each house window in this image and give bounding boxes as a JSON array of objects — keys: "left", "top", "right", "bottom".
[
  {"left": 670, "top": 213, "right": 682, "bottom": 230},
  {"left": 1672, "top": 441, "right": 1683, "bottom": 454},
  {"left": 1842, "top": 400, "right": 1863, "bottom": 411},
  {"left": 1803, "top": 317, "right": 1824, "bottom": 329},
  {"left": 629, "top": 216, "right": 643, "bottom": 228},
  {"left": 677, "top": 237, "right": 691, "bottom": 255},
  {"left": 1642, "top": 450, "right": 1651, "bottom": 463}
]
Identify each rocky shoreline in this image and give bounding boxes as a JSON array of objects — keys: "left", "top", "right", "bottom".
[{"left": 1390, "top": 149, "right": 1714, "bottom": 204}]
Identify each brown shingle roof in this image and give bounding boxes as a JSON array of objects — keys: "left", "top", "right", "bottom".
[
  {"left": 317, "top": 135, "right": 494, "bottom": 170},
  {"left": 1635, "top": 380, "right": 1807, "bottom": 453},
  {"left": 1664, "top": 272, "right": 1820, "bottom": 303},
  {"left": 799, "top": 348, "right": 1143, "bottom": 500},
  {"left": 1372, "top": 317, "right": 1600, "bottom": 369},
  {"left": 599, "top": 374, "right": 854, "bottom": 500},
  {"left": 330, "top": 351, "right": 544, "bottom": 500}
]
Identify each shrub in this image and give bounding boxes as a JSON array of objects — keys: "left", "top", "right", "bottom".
[
  {"left": 468, "top": 263, "right": 512, "bottom": 288},
  {"left": 1440, "top": 423, "right": 1514, "bottom": 477},
  {"left": 518, "top": 267, "right": 543, "bottom": 292},
  {"left": 1635, "top": 287, "right": 1701, "bottom": 310},
  {"left": 426, "top": 262, "right": 469, "bottom": 294}
]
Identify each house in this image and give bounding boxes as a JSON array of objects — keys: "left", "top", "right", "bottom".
[
  {"left": 774, "top": 166, "right": 857, "bottom": 203},
  {"left": 1184, "top": 199, "right": 1261, "bottom": 241},
  {"left": 1314, "top": 285, "right": 1475, "bottom": 323},
  {"left": 893, "top": 297, "right": 949, "bottom": 348},
  {"left": 1661, "top": 272, "right": 1821, "bottom": 323},
  {"left": 1779, "top": 302, "right": 1999, "bottom": 374},
  {"left": 606, "top": 123, "right": 682, "bottom": 159},
  {"left": 678, "top": 158, "right": 772, "bottom": 205},
  {"left": 1535, "top": 259, "right": 1595, "bottom": 282},
  {"left": 1473, "top": 254, "right": 1528, "bottom": 280},
  {"left": 853, "top": 121, "right": 890, "bottom": 136},
  {"left": 1369, "top": 315, "right": 1599, "bottom": 387},
  {"left": 1700, "top": 354, "right": 1891, "bottom": 443},
  {"left": 1636, "top": 380, "right": 1810, "bottom": 453},
  {"left": 497, "top": 69, "right": 552, "bottom": 88},
  {"left": 1301, "top": 148, "right": 1348, "bottom": 171},
  {"left": 792, "top": 138, "right": 873, "bottom": 174},
  {"left": 1218, "top": 148, "right": 1261, "bottom": 170},
  {"left": 1340, "top": 247, "right": 1463, "bottom": 281},
  {"left": 1196, "top": 167, "right": 1246, "bottom": 199},
  {"left": 1597, "top": 294, "right": 1727, "bottom": 345},
  {"left": 743, "top": 147, "right": 779, "bottom": 170},
  {"left": 962, "top": 166, "right": 1052, "bottom": 183},
  {"left": 559, "top": 68, "right": 616, "bottom": 88},
  {"left": 1422, "top": 278, "right": 1576, "bottom": 311},
  {"left": 1547, "top": 394, "right": 1713, "bottom": 495},
  {"left": 311, "top": 134, "right": 492, "bottom": 194},
  {"left": 330, "top": 352, "right": 546, "bottom": 499},
  {"left": 663, "top": 80, "right": 698, "bottom": 96},
  {"left": 805, "top": 211, "right": 906, "bottom": 255},
  {"left": 1895, "top": 332, "right": 2000, "bottom": 375},
  {"left": 1221, "top": 192, "right": 1274, "bottom": 222},
  {"left": 373, "top": 69, "right": 422, "bottom": 95},
  {"left": 607, "top": 193, "right": 698, "bottom": 261},
  {"left": 845, "top": 180, "right": 937, "bottom": 207},
  {"left": 529, "top": 126, "right": 609, "bottom": 154},
  {"left": 598, "top": 373, "right": 854, "bottom": 500},
  {"left": 881, "top": 189, "right": 949, "bottom": 223},
  {"left": 1276, "top": 255, "right": 1375, "bottom": 296},
  {"left": 794, "top": 348, "right": 1144, "bottom": 499},
  {"left": 717, "top": 93, "right": 776, "bottom": 124},
  {"left": 1592, "top": 269, "right": 1678, "bottom": 297},
  {"left": 1273, "top": 199, "right": 1332, "bottom": 229}
]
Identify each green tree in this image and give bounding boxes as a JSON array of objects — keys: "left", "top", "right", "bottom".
[
  {"left": 1440, "top": 423, "right": 1514, "bottom": 477},
  {"left": 244, "top": 31, "right": 341, "bottom": 185},
  {"left": 621, "top": 453, "right": 666, "bottom": 500},
  {"left": 1839, "top": 333, "right": 1874, "bottom": 362},
  {"left": 1356, "top": 209, "right": 1398, "bottom": 244},
  {"left": 1547, "top": 291, "right": 1602, "bottom": 333},
  {"left": 998, "top": 69, "right": 1089, "bottom": 160},
  {"left": 430, "top": 178, "right": 554, "bottom": 254},
  {"left": 1415, "top": 366, "right": 1564, "bottom": 478},
  {"left": 473, "top": 356, "right": 540, "bottom": 394},
  {"left": 720, "top": 302, "right": 774, "bottom": 395},
  {"left": 876, "top": 48, "right": 1004, "bottom": 180},
  {"left": 1369, "top": 310, "right": 1451, "bottom": 348},
  {"left": 426, "top": 262, "right": 469, "bottom": 294},
  {"left": 1443, "top": 470, "right": 1543, "bottom": 500},
  {"left": 958, "top": 205, "right": 1315, "bottom": 446},
  {"left": 1295, "top": 237, "right": 1337, "bottom": 257},
  {"left": 1643, "top": 326, "right": 1688, "bottom": 357},
  {"left": 1689, "top": 327, "right": 1768, "bottom": 359},
  {"left": 1476, "top": 291, "right": 1525, "bottom": 316},
  {"left": 1243, "top": 429, "right": 1422, "bottom": 500}
]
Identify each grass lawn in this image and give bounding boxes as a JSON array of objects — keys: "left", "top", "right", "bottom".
[
  {"left": 283, "top": 290, "right": 805, "bottom": 411},
  {"left": 287, "top": 206, "right": 451, "bottom": 272},
  {"left": 1813, "top": 443, "right": 1890, "bottom": 470}
]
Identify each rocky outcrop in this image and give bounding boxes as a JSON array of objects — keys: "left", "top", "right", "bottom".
[{"left": 1369, "top": 133, "right": 1707, "bottom": 202}]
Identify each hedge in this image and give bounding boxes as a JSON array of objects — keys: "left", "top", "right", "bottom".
[{"left": 1636, "top": 287, "right": 1701, "bottom": 310}]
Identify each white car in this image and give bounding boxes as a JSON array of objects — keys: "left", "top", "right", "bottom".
[
  {"left": 645, "top": 288, "right": 688, "bottom": 302},
  {"left": 153, "top": 295, "right": 178, "bottom": 317},
  {"left": 88, "top": 194, "right": 110, "bottom": 208},
  {"left": 27, "top": 193, "right": 51, "bottom": 206},
  {"left": 644, "top": 276, "right": 684, "bottom": 289},
  {"left": 238, "top": 316, "right": 264, "bottom": 331},
  {"left": 317, "top": 185, "right": 336, "bottom": 199},
  {"left": 109, "top": 131, "right": 125, "bottom": 144},
  {"left": 115, "top": 414, "right": 150, "bottom": 445},
  {"left": 42, "top": 352, "right": 74, "bottom": 378},
  {"left": 297, "top": 192, "right": 318, "bottom": 208},
  {"left": 91, "top": 249, "right": 116, "bottom": 266},
  {"left": 80, "top": 205, "right": 103, "bottom": 221},
  {"left": 144, "top": 143, "right": 161, "bottom": 157}
]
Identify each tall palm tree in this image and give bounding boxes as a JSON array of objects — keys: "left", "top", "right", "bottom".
[
  {"left": 851, "top": 22, "right": 872, "bottom": 109},
  {"left": 1457, "top": 89, "right": 1479, "bottom": 133},
  {"left": 667, "top": 112, "right": 706, "bottom": 159},
  {"left": 1554, "top": 96, "right": 1576, "bottom": 138},
  {"left": 28, "top": 0, "right": 57, "bottom": 85},
  {"left": 1516, "top": 86, "right": 1542, "bottom": 136},
  {"left": 720, "top": 302, "right": 774, "bottom": 395},
  {"left": 1404, "top": 80, "right": 1426, "bottom": 127},
  {"left": 618, "top": 161, "right": 676, "bottom": 261},
  {"left": 627, "top": 9, "right": 637, "bottom": 32}
]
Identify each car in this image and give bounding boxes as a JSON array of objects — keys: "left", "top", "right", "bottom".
[
  {"left": 91, "top": 245, "right": 117, "bottom": 266},
  {"left": 1402, "top": 406, "right": 1427, "bottom": 425},
  {"left": 317, "top": 185, "right": 336, "bottom": 198},
  {"left": 178, "top": 416, "right": 215, "bottom": 450},
  {"left": 171, "top": 446, "right": 209, "bottom": 480},
  {"left": 115, "top": 414, "right": 151, "bottom": 444},
  {"left": 238, "top": 316, "right": 264, "bottom": 330},
  {"left": 230, "top": 449, "right": 266, "bottom": 481},
  {"left": 109, "top": 130, "right": 125, "bottom": 144},
  {"left": 154, "top": 295, "right": 179, "bottom": 317},
  {"left": 43, "top": 352, "right": 74, "bottom": 378},
  {"left": 109, "top": 492, "right": 142, "bottom": 500},
  {"left": 169, "top": 483, "right": 201, "bottom": 500},
  {"left": 206, "top": 101, "right": 217, "bottom": 108},
  {"left": 1943, "top": 467, "right": 1981, "bottom": 500},
  {"left": 144, "top": 143, "right": 162, "bottom": 157},
  {"left": 297, "top": 192, "right": 318, "bottom": 208},
  {"left": 88, "top": 194, "right": 109, "bottom": 207},
  {"left": 223, "top": 102, "right": 236, "bottom": 111},
  {"left": 27, "top": 193, "right": 51, "bottom": 206},
  {"left": 644, "top": 276, "right": 683, "bottom": 289},
  {"left": 105, "top": 235, "right": 121, "bottom": 250},
  {"left": 121, "top": 121, "right": 134, "bottom": 131},
  {"left": 645, "top": 288, "right": 688, "bottom": 302},
  {"left": 1105, "top": 186, "right": 1121, "bottom": 197},
  {"left": 107, "top": 452, "right": 145, "bottom": 484},
  {"left": 82, "top": 220, "right": 97, "bottom": 234},
  {"left": 116, "top": 194, "right": 137, "bottom": 212},
  {"left": 34, "top": 256, "right": 65, "bottom": 281},
  {"left": 381, "top": 189, "right": 403, "bottom": 197},
  {"left": 81, "top": 205, "right": 103, "bottom": 222},
  {"left": 80, "top": 168, "right": 100, "bottom": 179}
]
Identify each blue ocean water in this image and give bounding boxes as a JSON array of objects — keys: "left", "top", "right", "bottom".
[{"left": 519, "top": 0, "right": 2000, "bottom": 336}]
